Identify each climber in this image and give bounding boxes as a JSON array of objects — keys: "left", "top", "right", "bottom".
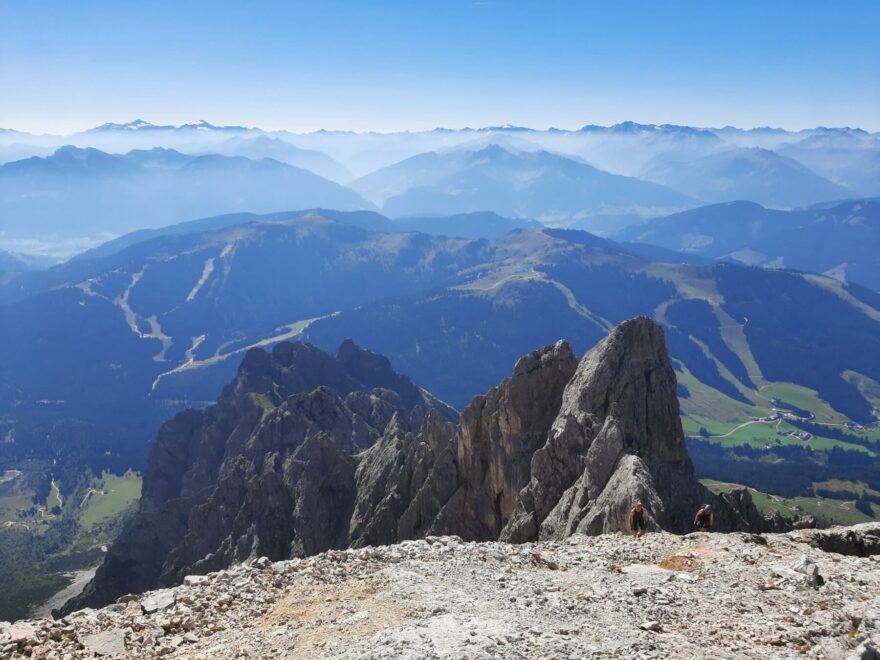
[
  {"left": 628, "top": 501, "right": 648, "bottom": 538},
  {"left": 694, "top": 504, "right": 714, "bottom": 531}
]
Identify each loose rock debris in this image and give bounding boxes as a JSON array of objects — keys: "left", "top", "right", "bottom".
[{"left": 2, "top": 527, "right": 879, "bottom": 659}]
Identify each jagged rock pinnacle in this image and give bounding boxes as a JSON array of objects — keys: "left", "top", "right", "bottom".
[{"left": 60, "top": 320, "right": 777, "bottom": 615}]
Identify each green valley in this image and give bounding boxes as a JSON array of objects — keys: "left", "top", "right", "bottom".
[
  {"left": 0, "top": 468, "right": 141, "bottom": 621},
  {"left": 702, "top": 479, "right": 877, "bottom": 526}
]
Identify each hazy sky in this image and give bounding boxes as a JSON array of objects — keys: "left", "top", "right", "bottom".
[{"left": 1, "top": 0, "right": 878, "bottom": 133}]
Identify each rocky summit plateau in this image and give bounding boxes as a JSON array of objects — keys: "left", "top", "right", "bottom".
[{"left": 3, "top": 525, "right": 879, "bottom": 659}]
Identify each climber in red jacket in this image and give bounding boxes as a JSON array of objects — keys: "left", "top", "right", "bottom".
[{"left": 628, "top": 501, "right": 648, "bottom": 538}]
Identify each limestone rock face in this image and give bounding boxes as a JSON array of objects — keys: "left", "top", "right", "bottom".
[
  {"left": 421, "top": 340, "right": 580, "bottom": 541},
  {"left": 60, "top": 340, "right": 453, "bottom": 616},
  {"left": 348, "top": 410, "right": 456, "bottom": 547},
  {"left": 502, "top": 317, "right": 717, "bottom": 540},
  {"left": 61, "top": 318, "right": 772, "bottom": 616}
]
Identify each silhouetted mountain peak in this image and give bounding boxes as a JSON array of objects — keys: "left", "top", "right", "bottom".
[
  {"left": 52, "top": 145, "right": 114, "bottom": 159},
  {"left": 471, "top": 143, "right": 510, "bottom": 157},
  {"left": 35, "top": 146, "right": 134, "bottom": 174}
]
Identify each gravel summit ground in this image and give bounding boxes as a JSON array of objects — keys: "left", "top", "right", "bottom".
[{"left": 2, "top": 527, "right": 879, "bottom": 659}]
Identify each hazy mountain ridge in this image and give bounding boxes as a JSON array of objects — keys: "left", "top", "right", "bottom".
[
  {"left": 0, "top": 146, "right": 371, "bottom": 250},
  {"left": 86, "top": 119, "right": 255, "bottom": 134},
  {"left": 778, "top": 138, "right": 880, "bottom": 197},
  {"left": 5, "top": 119, "right": 875, "bottom": 143},
  {"left": 0, "top": 250, "right": 55, "bottom": 273},
  {"left": 196, "top": 135, "right": 353, "bottom": 183},
  {"left": 617, "top": 199, "right": 880, "bottom": 290},
  {"left": 358, "top": 145, "right": 695, "bottom": 222},
  {"left": 2, "top": 120, "right": 876, "bottom": 258},
  {"left": 641, "top": 147, "right": 852, "bottom": 208},
  {"left": 3, "top": 118, "right": 874, "bottom": 190}
]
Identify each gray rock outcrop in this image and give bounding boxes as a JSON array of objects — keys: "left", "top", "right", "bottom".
[
  {"left": 61, "top": 317, "right": 771, "bottom": 615},
  {"left": 60, "top": 340, "right": 456, "bottom": 615},
  {"left": 792, "top": 522, "right": 880, "bottom": 557},
  {"left": 502, "top": 318, "right": 702, "bottom": 540}
]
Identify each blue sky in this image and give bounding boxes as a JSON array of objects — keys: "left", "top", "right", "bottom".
[{"left": 1, "top": 0, "right": 877, "bottom": 133}]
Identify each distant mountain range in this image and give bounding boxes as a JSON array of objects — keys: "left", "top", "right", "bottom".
[
  {"left": 0, "top": 146, "right": 370, "bottom": 244},
  {"left": 617, "top": 199, "right": 880, "bottom": 291},
  {"left": 2, "top": 211, "right": 878, "bottom": 484},
  {"left": 2, "top": 118, "right": 875, "bottom": 193},
  {"left": 641, "top": 147, "right": 852, "bottom": 208},
  {"left": 86, "top": 119, "right": 256, "bottom": 133},
  {"left": 8, "top": 118, "right": 874, "bottom": 140},
  {"left": 0, "top": 250, "right": 55, "bottom": 273},
  {"left": 353, "top": 144, "right": 695, "bottom": 221},
  {"left": 778, "top": 137, "right": 880, "bottom": 197},
  {"left": 3, "top": 180, "right": 876, "bottom": 297},
  {"left": 197, "top": 135, "right": 352, "bottom": 183},
  {"left": 2, "top": 120, "right": 877, "bottom": 257}
]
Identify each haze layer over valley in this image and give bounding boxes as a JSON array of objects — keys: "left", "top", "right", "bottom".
[{"left": 2, "top": 120, "right": 877, "bottom": 258}]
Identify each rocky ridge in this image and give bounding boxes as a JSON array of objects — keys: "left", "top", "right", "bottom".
[
  {"left": 5, "top": 525, "right": 880, "bottom": 659},
  {"left": 61, "top": 339, "right": 455, "bottom": 614},
  {"left": 62, "top": 317, "right": 786, "bottom": 615}
]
